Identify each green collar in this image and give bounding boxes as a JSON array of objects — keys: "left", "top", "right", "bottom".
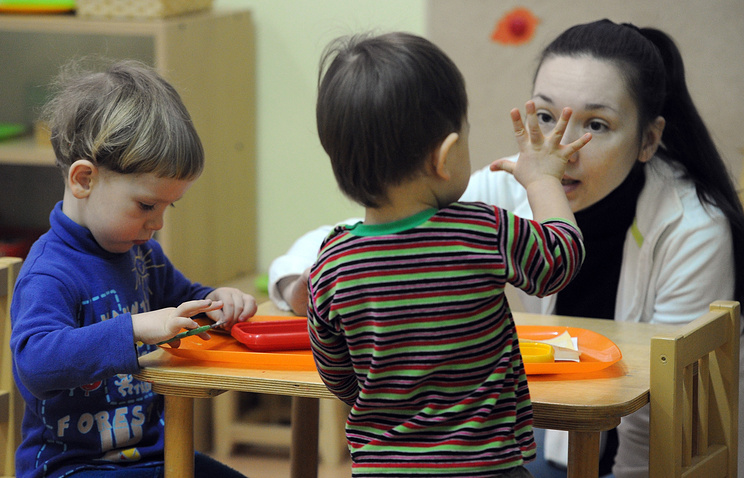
[{"left": 346, "top": 208, "right": 437, "bottom": 237}]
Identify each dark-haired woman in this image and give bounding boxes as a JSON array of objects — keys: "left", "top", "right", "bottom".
[{"left": 269, "top": 20, "right": 744, "bottom": 478}]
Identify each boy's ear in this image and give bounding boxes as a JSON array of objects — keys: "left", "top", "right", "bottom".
[
  {"left": 67, "top": 160, "right": 98, "bottom": 199},
  {"left": 432, "top": 132, "right": 460, "bottom": 180}
]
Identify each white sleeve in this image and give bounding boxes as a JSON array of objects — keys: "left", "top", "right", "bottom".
[
  {"left": 460, "top": 155, "right": 533, "bottom": 219},
  {"left": 650, "top": 213, "right": 734, "bottom": 325},
  {"left": 268, "top": 218, "right": 362, "bottom": 310}
]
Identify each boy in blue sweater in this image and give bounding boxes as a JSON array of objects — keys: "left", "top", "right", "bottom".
[{"left": 10, "top": 60, "right": 253, "bottom": 478}]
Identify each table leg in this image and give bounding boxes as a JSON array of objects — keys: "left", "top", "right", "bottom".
[
  {"left": 164, "top": 395, "right": 195, "bottom": 478},
  {"left": 566, "top": 431, "right": 600, "bottom": 478},
  {"left": 290, "top": 397, "right": 319, "bottom": 478}
]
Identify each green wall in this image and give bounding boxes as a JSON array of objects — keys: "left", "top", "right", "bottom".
[{"left": 214, "top": 0, "right": 426, "bottom": 272}]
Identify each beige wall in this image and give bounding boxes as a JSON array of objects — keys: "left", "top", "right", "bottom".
[{"left": 216, "top": 0, "right": 742, "bottom": 273}]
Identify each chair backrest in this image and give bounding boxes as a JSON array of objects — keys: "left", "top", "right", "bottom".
[
  {"left": 0, "top": 257, "right": 22, "bottom": 477},
  {"left": 649, "top": 300, "right": 740, "bottom": 478}
]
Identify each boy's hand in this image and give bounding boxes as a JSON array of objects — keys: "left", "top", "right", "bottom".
[
  {"left": 490, "top": 100, "right": 591, "bottom": 188},
  {"left": 204, "top": 287, "right": 258, "bottom": 329},
  {"left": 132, "top": 299, "right": 223, "bottom": 347}
]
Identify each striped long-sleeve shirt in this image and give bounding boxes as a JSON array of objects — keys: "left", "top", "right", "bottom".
[{"left": 308, "top": 202, "right": 585, "bottom": 477}]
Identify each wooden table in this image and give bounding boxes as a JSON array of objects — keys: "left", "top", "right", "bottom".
[
  {"left": 135, "top": 305, "right": 676, "bottom": 478},
  {"left": 136, "top": 356, "right": 325, "bottom": 478},
  {"left": 517, "top": 313, "right": 675, "bottom": 477}
]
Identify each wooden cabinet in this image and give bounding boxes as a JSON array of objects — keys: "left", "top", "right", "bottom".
[{"left": 0, "top": 9, "right": 256, "bottom": 285}]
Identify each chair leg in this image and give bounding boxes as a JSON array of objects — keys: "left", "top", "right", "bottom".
[{"left": 212, "top": 391, "right": 239, "bottom": 459}]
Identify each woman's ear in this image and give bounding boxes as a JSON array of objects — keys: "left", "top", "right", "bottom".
[
  {"left": 67, "top": 160, "right": 98, "bottom": 199},
  {"left": 431, "top": 132, "right": 460, "bottom": 180},
  {"left": 638, "top": 116, "right": 666, "bottom": 163}
]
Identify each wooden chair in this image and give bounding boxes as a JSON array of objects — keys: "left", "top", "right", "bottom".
[
  {"left": 0, "top": 257, "right": 22, "bottom": 478},
  {"left": 650, "top": 300, "right": 740, "bottom": 477}
]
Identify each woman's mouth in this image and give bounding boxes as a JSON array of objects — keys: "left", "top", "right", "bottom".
[{"left": 561, "top": 177, "right": 580, "bottom": 194}]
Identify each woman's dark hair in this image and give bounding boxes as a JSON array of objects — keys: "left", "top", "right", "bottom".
[
  {"left": 538, "top": 19, "right": 744, "bottom": 304},
  {"left": 316, "top": 32, "right": 468, "bottom": 208}
]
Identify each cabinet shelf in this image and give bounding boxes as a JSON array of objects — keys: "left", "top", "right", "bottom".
[
  {"left": 0, "top": 136, "right": 55, "bottom": 167},
  {"left": 0, "top": 10, "right": 216, "bottom": 35},
  {"left": 0, "top": 9, "right": 256, "bottom": 285}
]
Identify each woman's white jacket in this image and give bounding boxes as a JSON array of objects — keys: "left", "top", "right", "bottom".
[{"left": 462, "top": 156, "right": 739, "bottom": 477}]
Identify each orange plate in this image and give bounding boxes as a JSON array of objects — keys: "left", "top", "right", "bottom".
[
  {"left": 159, "top": 316, "right": 316, "bottom": 371},
  {"left": 160, "top": 321, "right": 621, "bottom": 374},
  {"left": 516, "top": 326, "right": 622, "bottom": 375}
]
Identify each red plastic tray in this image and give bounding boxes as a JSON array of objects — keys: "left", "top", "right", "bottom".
[
  {"left": 231, "top": 319, "right": 311, "bottom": 351},
  {"left": 159, "top": 316, "right": 315, "bottom": 370}
]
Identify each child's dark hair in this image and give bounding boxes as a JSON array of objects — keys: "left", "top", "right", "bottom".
[
  {"left": 316, "top": 32, "right": 468, "bottom": 208},
  {"left": 43, "top": 59, "right": 204, "bottom": 180},
  {"left": 539, "top": 19, "right": 744, "bottom": 304}
]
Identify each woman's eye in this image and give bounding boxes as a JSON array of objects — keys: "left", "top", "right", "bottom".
[
  {"left": 139, "top": 203, "right": 155, "bottom": 211},
  {"left": 587, "top": 120, "right": 608, "bottom": 133},
  {"left": 536, "top": 112, "right": 554, "bottom": 125}
]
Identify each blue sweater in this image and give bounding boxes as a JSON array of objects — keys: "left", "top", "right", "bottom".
[{"left": 10, "top": 202, "right": 213, "bottom": 478}]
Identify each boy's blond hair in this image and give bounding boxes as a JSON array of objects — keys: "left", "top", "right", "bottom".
[{"left": 42, "top": 59, "right": 204, "bottom": 180}]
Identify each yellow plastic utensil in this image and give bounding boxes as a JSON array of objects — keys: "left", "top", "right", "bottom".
[{"left": 520, "top": 342, "right": 555, "bottom": 363}]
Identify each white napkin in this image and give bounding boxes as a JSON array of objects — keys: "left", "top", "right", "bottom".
[{"left": 528, "top": 331, "right": 580, "bottom": 362}]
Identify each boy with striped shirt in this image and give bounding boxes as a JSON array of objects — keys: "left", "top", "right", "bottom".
[{"left": 308, "top": 32, "right": 589, "bottom": 477}]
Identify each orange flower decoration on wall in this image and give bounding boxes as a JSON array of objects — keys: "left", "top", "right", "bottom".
[{"left": 490, "top": 7, "right": 540, "bottom": 45}]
